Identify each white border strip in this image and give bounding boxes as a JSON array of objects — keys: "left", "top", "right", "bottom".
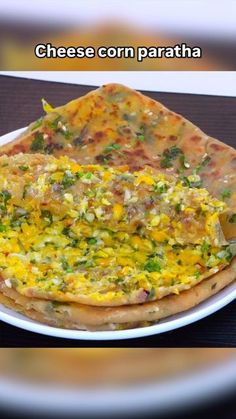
[{"left": 1, "top": 71, "right": 236, "bottom": 97}]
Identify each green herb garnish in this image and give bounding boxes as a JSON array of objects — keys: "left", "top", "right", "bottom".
[
  {"left": 75, "top": 171, "right": 83, "bottom": 178},
  {"left": 179, "top": 154, "right": 190, "bottom": 169},
  {"left": 229, "top": 213, "right": 236, "bottom": 223},
  {"left": 221, "top": 189, "right": 232, "bottom": 200},
  {"left": 148, "top": 287, "right": 155, "bottom": 299},
  {"left": 154, "top": 182, "right": 166, "bottom": 194},
  {"left": 61, "top": 171, "right": 76, "bottom": 188},
  {"left": 175, "top": 203, "right": 181, "bottom": 213},
  {"left": 62, "top": 227, "right": 71, "bottom": 237},
  {"left": 30, "top": 132, "right": 44, "bottom": 151},
  {"left": 201, "top": 241, "right": 210, "bottom": 255},
  {"left": 136, "top": 133, "right": 145, "bottom": 142},
  {"left": 31, "top": 117, "right": 43, "bottom": 131},
  {"left": 194, "top": 155, "right": 211, "bottom": 174},
  {"left": 0, "top": 190, "right": 11, "bottom": 204},
  {"left": 104, "top": 143, "right": 121, "bottom": 154},
  {"left": 48, "top": 115, "right": 62, "bottom": 130},
  {"left": 160, "top": 146, "right": 183, "bottom": 168},
  {"left": 61, "top": 257, "right": 73, "bottom": 273},
  {"left": 144, "top": 258, "right": 162, "bottom": 273},
  {"left": 181, "top": 176, "right": 203, "bottom": 188},
  {"left": 88, "top": 238, "right": 97, "bottom": 245},
  {"left": 18, "top": 165, "right": 29, "bottom": 172},
  {"left": 41, "top": 210, "right": 53, "bottom": 225}
]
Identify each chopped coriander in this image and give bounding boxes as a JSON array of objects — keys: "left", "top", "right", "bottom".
[
  {"left": 62, "top": 227, "right": 71, "bottom": 236},
  {"left": 61, "top": 172, "right": 76, "bottom": 188},
  {"left": 160, "top": 146, "right": 183, "bottom": 168},
  {"left": 0, "top": 224, "right": 6, "bottom": 232},
  {"left": 63, "top": 129, "right": 73, "bottom": 140},
  {"left": 0, "top": 190, "right": 11, "bottom": 203},
  {"left": 136, "top": 133, "right": 145, "bottom": 142},
  {"left": 85, "top": 172, "right": 92, "bottom": 179},
  {"left": 194, "top": 271, "right": 201, "bottom": 279},
  {"left": 148, "top": 287, "right": 155, "bottom": 299},
  {"left": 175, "top": 203, "right": 181, "bottom": 213},
  {"left": 179, "top": 154, "right": 190, "bottom": 169},
  {"left": 144, "top": 258, "right": 162, "bottom": 273},
  {"left": 75, "top": 171, "right": 83, "bottom": 178},
  {"left": 221, "top": 189, "right": 232, "bottom": 200},
  {"left": 18, "top": 165, "right": 29, "bottom": 172},
  {"left": 88, "top": 238, "right": 97, "bottom": 245},
  {"left": 201, "top": 241, "right": 210, "bottom": 254},
  {"left": 31, "top": 117, "right": 43, "bottom": 131},
  {"left": 194, "top": 155, "right": 211, "bottom": 174},
  {"left": 104, "top": 143, "right": 121, "bottom": 154},
  {"left": 181, "top": 176, "right": 203, "bottom": 188},
  {"left": 61, "top": 258, "right": 73, "bottom": 273},
  {"left": 226, "top": 247, "right": 233, "bottom": 262},
  {"left": 229, "top": 213, "right": 236, "bottom": 223},
  {"left": 30, "top": 132, "right": 44, "bottom": 151},
  {"left": 48, "top": 115, "right": 62, "bottom": 130},
  {"left": 71, "top": 238, "right": 79, "bottom": 248},
  {"left": 41, "top": 210, "right": 53, "bottom": 225},
  {"left": 216, "top": 247, "right": 232, "bottom": 262},
  {"left": 62, "top": 227, "right": 76, "bottom": 240},
  {"left": 154, "top": 182, "right": 165, "bottom": 194}
]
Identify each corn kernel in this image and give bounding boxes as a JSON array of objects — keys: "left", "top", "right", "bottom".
[{"left": 113, "top": 203, "right": 123, "bottom": 221}]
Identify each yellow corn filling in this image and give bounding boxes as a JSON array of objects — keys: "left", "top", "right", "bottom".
[{"left": 0, "top": 155, "right": 231, "bottom": 305}]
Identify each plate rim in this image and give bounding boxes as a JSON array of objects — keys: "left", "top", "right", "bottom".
[{"left": 0, "top": 127, "right": 235, "bottom": 340}]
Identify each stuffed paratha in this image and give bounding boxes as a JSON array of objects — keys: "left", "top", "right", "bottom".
[
  {"left": 0, "top": 257, "right": 235, "bottom": 330},
  {"left": 2, "top": 83, "right": 235, "bottom": 236},
  {"left": 0, "top": 84, "right": 235, "bottom": 330},
  {"left": 0, "top": 153, "right": 231, "bottom": 309}
]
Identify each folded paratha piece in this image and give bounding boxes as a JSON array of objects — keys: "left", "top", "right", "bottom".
[{"left": 1, "top": 83, "right": 236, "bottom": 239}]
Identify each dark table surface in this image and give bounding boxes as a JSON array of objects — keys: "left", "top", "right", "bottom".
[{"left": 0, "top": 75, "right": 235, "bottom": 347}]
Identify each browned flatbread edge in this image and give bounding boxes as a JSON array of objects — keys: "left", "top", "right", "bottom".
[{"left": 0, "top": 258, "right": 235, "bottom": 330}]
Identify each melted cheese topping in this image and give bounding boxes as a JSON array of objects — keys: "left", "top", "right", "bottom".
[{"left": 0, "top": 154, "right": 231, "bottom": 306}]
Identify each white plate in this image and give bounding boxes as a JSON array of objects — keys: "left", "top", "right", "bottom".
[{"left": 0, "top": 127, "right": 235, "bottom": 340}]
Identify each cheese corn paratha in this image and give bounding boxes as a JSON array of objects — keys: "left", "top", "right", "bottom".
[
  {"left": 0, "top": 84, "right": 235, "bottom": 330},
  {"left": 0, "top": 259, "right": 235, "bottom": 330},
  {"left": 0, "top": 153, "right": 232, "bottom": 309}
]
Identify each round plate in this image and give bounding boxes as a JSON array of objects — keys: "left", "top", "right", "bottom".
[{"left": 0, "top": 128, "right": 235, "bottom": 340}]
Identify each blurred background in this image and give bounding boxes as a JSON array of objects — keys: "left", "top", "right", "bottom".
[
  {"left": 0, "top": 0, "right": 235, "bottom": 70},
  {"left": 0, "top": 349, "right": 235, "bottom": 418}
]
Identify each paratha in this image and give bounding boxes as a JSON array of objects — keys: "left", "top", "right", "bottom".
[
  {"left": 2, "top": 83, "right": 235, "bottom": 236},
  {"left": 0, "top": 153, "right": 231, "bottom": 309},
  {"left": 0, "top": 258, "right": 235, "bottom": 330},
  {"left": 0, "top": 84, "right": 235, "bottom": 330}
]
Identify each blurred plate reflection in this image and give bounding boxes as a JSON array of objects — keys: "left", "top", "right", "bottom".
[{"left": 0, "top": 349, "right": 235, "bottom": 417}]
